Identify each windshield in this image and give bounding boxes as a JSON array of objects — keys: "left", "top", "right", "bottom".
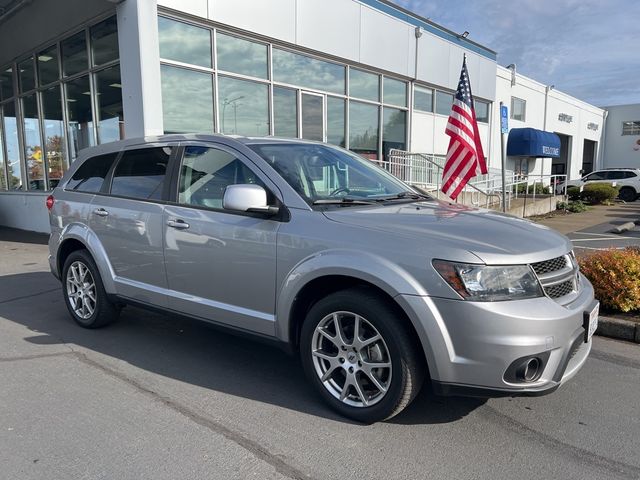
[{"left": 248, "top": 143, "right": 412, "bottom": 205}]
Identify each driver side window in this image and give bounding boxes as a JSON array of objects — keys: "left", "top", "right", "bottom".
[{"left": 178, "top": 146, "right": 265, "bottom": 209}]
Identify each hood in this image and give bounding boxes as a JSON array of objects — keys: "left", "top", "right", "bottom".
[{"left": 322, "top": 200, "right": 573, "bottom": 264}]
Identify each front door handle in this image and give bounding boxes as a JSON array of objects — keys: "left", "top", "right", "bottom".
[
  {"left": 167, "top": 219, "right": 190, "bottom": 230},
  {"left": 92, "top": 208, "right": 109, "bottom": 217}
]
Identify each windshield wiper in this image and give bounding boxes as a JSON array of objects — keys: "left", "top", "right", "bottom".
[
  {"left": 376, "top": 191, "right": 433, "bottom": 201},
  {"left": 312, "top": 198, "right": 377, "bottom": 206}
]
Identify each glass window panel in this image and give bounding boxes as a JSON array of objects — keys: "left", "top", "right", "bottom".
[
  {"left": 22, "top": 94, "right": 44, "bottom": 190},
  {"left": 158, "top": 17, "right": 211, "bottom": 68},
  {"left": 91, "top": 16, "right": 119, "bottom": 66},
  {"left": 349, "top": 68, "right": 378, "bottom": 101},
  {"left": 414, "top": 85, "right": 433, "bottom": 112},
  {"left": 42, "top": 86, "right": 67, "bottom": 188},
  {"left": 66, "top": 152, "right": 118, "bottom": 193},
  {"left": 111, "top": 147, "right": 171, "bottom": 200},
  {"left": 3, "top": 101, "right": 22, "bottom": 189},
  {"left": 179, "top": 146, "right": 266, "bottom": 209},
  {"left": 273, "top": 86, "right": 297, "bottom": 138},
  {"left": 62, "top": 31, "right": 88, "bottom": 77},
  {"left": 349, "top": 101, "right": 379, "bottom": 160},
  {"left": 0, "top": 114, "right": 5, "bottom": 189},
  {"left": 383, "top": 77, "right": 407, "bottom": 107},
  {"left": 95, "top": 65, "right": 124, "bottom": 144},
  {"left": 327, "top": 97, "right": 345, "bottom": 147},
  {"left": 38, "top": 46, "right": 60, "bottom": 86},
  {"left": 18, "top": 57, "right": 35, "bottom": 93},
  {"left": 218, "top": 76, "right": 269, "bottom": 136},
  {"left": 382, "top": 107, "right": 406, "bottom": 161},
  {"left": 65, "top": 75, "right": 95, "bottom": 161},
  {"left": 474, "top": 99, "right": 489, "bottom": 123},
  {"left": 216, "top": 32, "right": 267, "bottom": 79},
  {"left": 511, "top": 97, "right": 526, "bottom": 121},
  {"left": 272, "top": 49, "right": 344, "bottom": 94},
  {"left": 301, "top": 93, "right": 323, "bottom": 141},
  {"left": 0, "top": 66, "right": 14, "bottom": 101},
  {"left": 161, "top": 65, "right": 214, "bottom": 134},
  {"left": 435, "top": 90, "right": 453, "bottom": 115}
]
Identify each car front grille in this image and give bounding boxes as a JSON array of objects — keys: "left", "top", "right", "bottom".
[
  {"left": 531, "top": 256, "right": 568, "bottom": 276},
  {"left": 530, "top": 253, "right": 579, "bottom": 303}
]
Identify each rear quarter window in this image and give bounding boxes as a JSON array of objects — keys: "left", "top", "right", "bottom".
[
  {"left": 110, "top": 147, "right": 172, "bottom": 200},
  {"left": 65, "top": 152, "right": 119, "bottom": 193}
]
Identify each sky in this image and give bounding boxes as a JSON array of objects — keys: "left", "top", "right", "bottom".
[{"left": 395, "top": 0, "right": 640, "bottom": 107}]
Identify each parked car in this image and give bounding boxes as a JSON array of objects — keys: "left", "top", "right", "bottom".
[
  {"left": 47, "top": 135, "right": 598, "bottom": 423},
  {"left": 556, "top": 168, "right": 640, "bottom": 202}
]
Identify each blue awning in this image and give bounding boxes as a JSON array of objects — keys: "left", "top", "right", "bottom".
[{"left": 507, "top": 128, "right": 561, "bottom": 158}]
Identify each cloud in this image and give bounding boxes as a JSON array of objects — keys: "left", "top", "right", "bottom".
[{"left": 395, "top": 0, "right": 640, "bottom": 106}]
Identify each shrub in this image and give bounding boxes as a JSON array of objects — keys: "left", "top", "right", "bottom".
[
  {"left": 560, "top": 200, "right": 588, "bottom": 213},
  {"left": 580, "top": 183, "right": 619, "bottom": 205},
  {"left": 579, "top": 248, "right": 640, "bottom": 312},
  {"left": 567, "top": 186, "right": 581, "bottom": 201},
  {"left": 513, "top": 183, "right": 550, "bottom": 195}
]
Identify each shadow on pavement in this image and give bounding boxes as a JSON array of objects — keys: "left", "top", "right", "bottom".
[
  {"left": 0, "top": 271, "right": 483, "bottom": 426},
  {"left": 0, "top": 227, "right": 48, "bottom": 245}
]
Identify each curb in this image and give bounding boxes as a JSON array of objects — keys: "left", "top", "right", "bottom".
[
  {"left": 610, "top": 222, "right": 636, "bottom": 234},
  {"left": 596, "top": 315, "right": 640, "bottom": 343}
]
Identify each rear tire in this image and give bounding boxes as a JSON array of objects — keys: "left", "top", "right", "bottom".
[
  {"left": 300, "top": 287, "right": 424, "bottom": 423},
  {"left": 619, "top": 187, "right": 637, "bottom": 203},
  {"left": 62, "top": 250, "right": 119, "bottom": 328}
]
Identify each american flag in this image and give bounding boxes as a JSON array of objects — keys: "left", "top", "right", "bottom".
[{"left": 441, "top": 56, "right": 488, "bottom": 199}]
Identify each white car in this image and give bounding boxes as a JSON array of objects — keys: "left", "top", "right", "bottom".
[{"left": 557, "top": 168, "right": 640, "bottom": 202}]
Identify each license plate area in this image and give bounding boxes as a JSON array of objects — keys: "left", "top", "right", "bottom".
[{"left": 583, "top": 301, "right": 599, "bottom": 343}]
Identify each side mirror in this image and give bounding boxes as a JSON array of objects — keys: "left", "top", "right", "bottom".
[{"left": 223, "top": 184, "right": 279, "bottom": 215}]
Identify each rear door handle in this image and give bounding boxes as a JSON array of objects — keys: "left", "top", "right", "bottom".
[
  {"left": 93, "top": 208, "right": 109, "bottom": 217},
  {"left": 167, "top": 219, "right": 190, "bottom": 230}
]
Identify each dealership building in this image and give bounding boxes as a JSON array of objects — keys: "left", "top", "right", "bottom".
[{"left": 0, "top": 0, "right": 610, "bottom": 232}]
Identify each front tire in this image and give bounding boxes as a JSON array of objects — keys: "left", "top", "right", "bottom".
[
  {"left": 300, "top": 287, "right": 424, "bottom": 423},
  {"left": 62, "top": 250, "right": 119, "bottom": 328}
]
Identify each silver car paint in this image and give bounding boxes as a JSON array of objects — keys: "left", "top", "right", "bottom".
[{"left": 49, "top": 134, "right": 595, "bottom": 394}]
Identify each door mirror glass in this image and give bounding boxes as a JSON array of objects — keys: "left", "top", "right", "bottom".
[{"left": 223, "top": 184, "right": 278, "bottom": 215}]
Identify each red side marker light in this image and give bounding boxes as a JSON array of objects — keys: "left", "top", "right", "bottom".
[{"left": 46, "top": 195, "right": 55, "bottom": 211}]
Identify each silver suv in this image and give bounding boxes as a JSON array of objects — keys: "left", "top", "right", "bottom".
[{"left": 47, "top": 135, "right": 598, "bottom": 423}]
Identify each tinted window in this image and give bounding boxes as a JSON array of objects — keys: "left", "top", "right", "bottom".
[
  {"left": 158, "top": 17, "right": 212, "bottom": 68},
  {"left": 66, "top": 152, "right": 118, "bottom": 192},
  {"left": 111, "top": 147, "right": 171, "bottom": 200},
  {"left": 584, "top": 171, "right": 606, "bottom": 181},
  {"left": 178, "top": 146, "right": 265, "bottom": 209},
  {"left": 216, "top": 32, "right": 267, "bottom": 79},
  {"left": 624, "top": 171, "right": 638, "bottom": 178},
  {"left": 606, "top": 171, "right": 625, "bottom": 180},
  {"left": 435, "top": 91, "right": 453, "bottom": 115}
]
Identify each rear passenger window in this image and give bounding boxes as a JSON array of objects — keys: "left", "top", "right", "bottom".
[
  {"left": 178, "top": 146, "right": 265, "bottom": 209},
  {"left": 110, "top": 147, "right": 171, "bottom": 200},
  {"left": 66, "top": 152, "right": 118, "bottom": 193},
  {"left": 624, "top": 171, "right": 637, "bottom": 179},
  {"left": 606, "top": 171, "right": 625, "bottom": 180}
]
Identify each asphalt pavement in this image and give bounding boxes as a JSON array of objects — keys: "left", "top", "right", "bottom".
[{"left": 1, "top": 229, "right": 639, "bottom": 480}]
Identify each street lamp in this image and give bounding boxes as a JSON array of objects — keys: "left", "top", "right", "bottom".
[{"left": 222, "top": 95, "right": 244, "bottom": 134}]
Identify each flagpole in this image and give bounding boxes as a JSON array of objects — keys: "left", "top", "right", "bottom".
[{"left": 500, "top": 101, "right": 507, "bottom": 212}]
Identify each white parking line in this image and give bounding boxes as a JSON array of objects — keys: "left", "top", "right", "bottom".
[{"left": 571, "top": 238, "right": 634, "bottom": 242}]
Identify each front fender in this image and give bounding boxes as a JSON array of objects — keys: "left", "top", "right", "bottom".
[
  {"left": 275, "top": 249, "right": 446, "bottom": 375},
  {"left": 57, "top": 223, "right": 117, "bottom": 294}
]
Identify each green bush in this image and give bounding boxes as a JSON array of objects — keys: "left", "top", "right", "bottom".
[
  {"left": 567, "top": 186, "right": 581, "bottom": 201},
  {"left": 513, "top": 184, "right": 550, "bottom": 195},
  {"left": 580, "top": 183, "right": 619, "bottom": 205},
  {"left": 579, "top": 248, "right": 640, "bottom": 312},
  {"left": 557, "top": 200, "right": 588, "bottom": 213}
]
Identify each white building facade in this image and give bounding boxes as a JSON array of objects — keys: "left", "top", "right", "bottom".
[
  {"left": 601, "top": 103, "right": 640, "bottom": 169},
  {"left": 0, "top": 0, "right": 608, "bottom": 232}
]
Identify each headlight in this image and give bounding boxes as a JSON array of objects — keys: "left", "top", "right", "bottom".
[{"left": 432, "top": 260, "right": 543, "bottom": 301}]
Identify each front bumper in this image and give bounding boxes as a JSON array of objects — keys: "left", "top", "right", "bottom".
[{"left": 399, "top": 274, "right": 595, "bottom": 396}]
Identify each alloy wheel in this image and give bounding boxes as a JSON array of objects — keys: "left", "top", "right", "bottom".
[
  {"left": 66, "top": 260, "right": 97, "bottom": 320},
  {"left": 311, "top": 311, "right": 392, "bottom": 407}
]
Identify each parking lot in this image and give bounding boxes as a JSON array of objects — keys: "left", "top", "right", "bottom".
[{"left": 1, "top": 227, "right": 639, "bottom": 480}]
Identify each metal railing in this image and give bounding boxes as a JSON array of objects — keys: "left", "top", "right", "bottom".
[{"left": 385, "top": 149, "right": 568, "bottom": 214}]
